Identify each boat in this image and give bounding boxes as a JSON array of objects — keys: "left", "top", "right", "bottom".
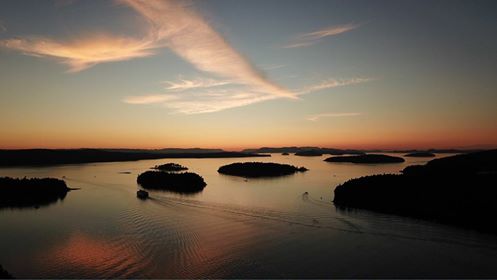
[{"left": 137, "top": 190, "right": 149, "bottom": 200}]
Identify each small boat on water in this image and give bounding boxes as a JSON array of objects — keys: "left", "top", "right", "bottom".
[{"left": 137, "top": 190, "right": 149, "bottom": 200}]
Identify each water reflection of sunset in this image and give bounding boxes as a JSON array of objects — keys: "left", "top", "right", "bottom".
[{"left": 40, "top": 232, "right": 145, "bottom": 278}]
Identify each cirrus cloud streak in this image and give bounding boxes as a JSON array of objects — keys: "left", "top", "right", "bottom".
[
  {"left": 124, "top": 77, "right": 371, "bottom": 114},
  {"left": 163, "top": 77, "right": 232, "bottom": 91},
  {"left": 0, "top": 0, "right": 295, "bottom": 99},
  {"left": 0, "top": 35, "right": 158, "bottom": 72},
  {"left": 284, "top": 23, "right": 360, "bottom": 48}
]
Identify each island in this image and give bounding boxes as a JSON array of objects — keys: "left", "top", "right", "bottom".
[
  {"left": 404, "top": 152, "right": 436, "bottom": 157},
  {"left": 0, "top": 177, "right": 71, "bottom": 209},
  {"left": 325, "top": 154, "right": 405, "bottom": 164},
  {"left": 153, "top": 163, "right": 188, "bottom": 171},
  {"left": 137, "top": 171, "right": 206, "bottom": 193},
  {"left": 294, "top": 150, "right": 323, "bottom": 157},
  {"left": 218, "top": 162, "right": 308, "bottom": 178},
  {"left": 281, "top": 152, "right": 290, "bottom": 156},
  {"left": 333, "top": 149, "right": 497, "bottom": 232}
]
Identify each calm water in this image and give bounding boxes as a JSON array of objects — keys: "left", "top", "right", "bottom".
[{"left": 1, "top": 153, "right": 497, "bottom": 278}]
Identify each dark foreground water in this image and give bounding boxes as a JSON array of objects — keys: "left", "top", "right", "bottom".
[{"left": 1, "top": 153, "right": 497, "bottom": 278}]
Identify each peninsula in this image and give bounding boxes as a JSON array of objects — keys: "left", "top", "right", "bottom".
[{"left": 333, "top": 150, "right": 497, "bottom": 232}]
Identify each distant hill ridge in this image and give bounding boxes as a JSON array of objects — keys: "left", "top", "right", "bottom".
[
  {"left": 242, "top": 146, "right": 364, "bottom": 155},
  {"left": 244, "top": 146, "right": 483, "bottom": 154},
  {"left": 0, "top": 149, "right": 268, "bottom": 166},
  {"left": 104, "top": 148, "right": 225, "bottom": 154}
]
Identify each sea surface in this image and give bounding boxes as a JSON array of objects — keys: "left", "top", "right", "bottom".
[{"left": 1, "top": 153, "right": 497, "bottom": 278}]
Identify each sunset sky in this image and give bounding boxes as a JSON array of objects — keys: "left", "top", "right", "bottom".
[{"left": 0, "top": 0, "right": 496, "bottom": 150}]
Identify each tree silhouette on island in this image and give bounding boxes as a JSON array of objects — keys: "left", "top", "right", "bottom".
[
  {"left": 334, "top": 150, "right": 497, "bottom": 232},
  {"left": 0, "top": 177, "right": 72, "bottom": 209},
  {"left": 218, "top": 162, "right": 308, "bottom": 178},
  {"left": 153, "top": 163, "right": 189, "bottom": 172},
  {"left": 137, "top": 171, "right": 206, "bottom": 194},
  {"left": 325, "top": 154, "right": 405, "bottom": 164}
]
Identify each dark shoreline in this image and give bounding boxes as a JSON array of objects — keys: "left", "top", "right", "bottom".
[
  {"left": 0, "top": 149, "right": 269, "bottom": 167},
  {"left": 0, "top": 177, "right": 71, "bottom": 209},
  {"left": 334, "top": 150, "right": 497, "bottom": 233}
]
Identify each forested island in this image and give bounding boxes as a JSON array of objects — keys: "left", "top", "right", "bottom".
[
  {"left": 0, "top": 149, "right": 269, "bottom": 166},
  {"left": 137, "top": 171, "right": 206, "bottom": 193},
  {"left": 0, "top": 177, "right": 71, "bottom": 208},
  {"left": 153, "top": 163, "right": 188, "bottom": 171},
  {"left": 218, "top": 162, "right": 308, "bottom": 178},
  {"left": 325, "top": 154, "right": 405, "bottom": 164},
  {"left": 334, "top": 150, "right": 497, "bottom": 232}
]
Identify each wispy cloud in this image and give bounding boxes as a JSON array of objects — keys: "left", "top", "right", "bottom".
[
  {"left": 297, "top": 77, "right": 372, "bottom": 95},
  {"left": 124, "top": 88, "right": 277, "bottom": 114},
  {"left": 163, "top": 77, "right": 232, "bottom": 91},
  {"left": 0, "top": 35, "right": 158, "bottom": 72},
  {"left": 121, "top": 0, "right": 295, "bottom": 99},
  {"left": 124, "top": 76, "right": 372, "bottom": 114},
  {"left": 283, "top": 23, "right": 360, "bottom": 48},
  {"left": 306, "top": 112, "right": 362, "bottom": 121},
  {"left": 1, "top": 1, "right": 370, "bottom": 114},
  {"left": 163, "top": 90, "right": 275, "bottom": 114},
  {"left": 123, "top": 94, "right": 178, "bottom": 104},
  {"left": 0, "top": 0, "right": 295, "bottom": 99}
]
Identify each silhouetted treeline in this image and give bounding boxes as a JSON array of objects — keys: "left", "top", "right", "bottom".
[
  {"left": 218, "top": 162, "right": 308, "bottom": 178},
  {"left": 325, "top": 154, "right": 405, "bottom": 164},
  {"left": 0, "top": 177, "right": 70, "bottom": 209},
  {"left": 393, "top": 148, "right": 481, "bottom": 154},
  {"left": 334, "top": 149, "right": 497, "bottom": 232},
  {"left": 244, "top": 146, "right": 480, "bottom": 154},
  {"left": 404, "top": 152, "right": 435, "bottom": 157},
  {"left": 243, "top": 146, "right": 364, "bottom": 155},
  {"left": 137, "top": 171, "right": 206, "bottom": 193},
  {"left": 153, "top": 163, "right": 188, "bottom": 171},
  {"left": 0, "top": 149, "right": 269, "bottom": 166},
  {"left": 0, "top": 265, "right": 13, "bottom": 279},
  {"left": 294, "top": 150, "right": 323, "bottom": 156},
  {"left": 105, "top": 148, "right": 225, "bottom": 154},
  {"left": 403, "top": 149, "right": 497, "bottom": 175}
]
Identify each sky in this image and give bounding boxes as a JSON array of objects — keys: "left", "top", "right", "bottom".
[{"left": 0, "top": 0, "right": 496, "bottom": 150}]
